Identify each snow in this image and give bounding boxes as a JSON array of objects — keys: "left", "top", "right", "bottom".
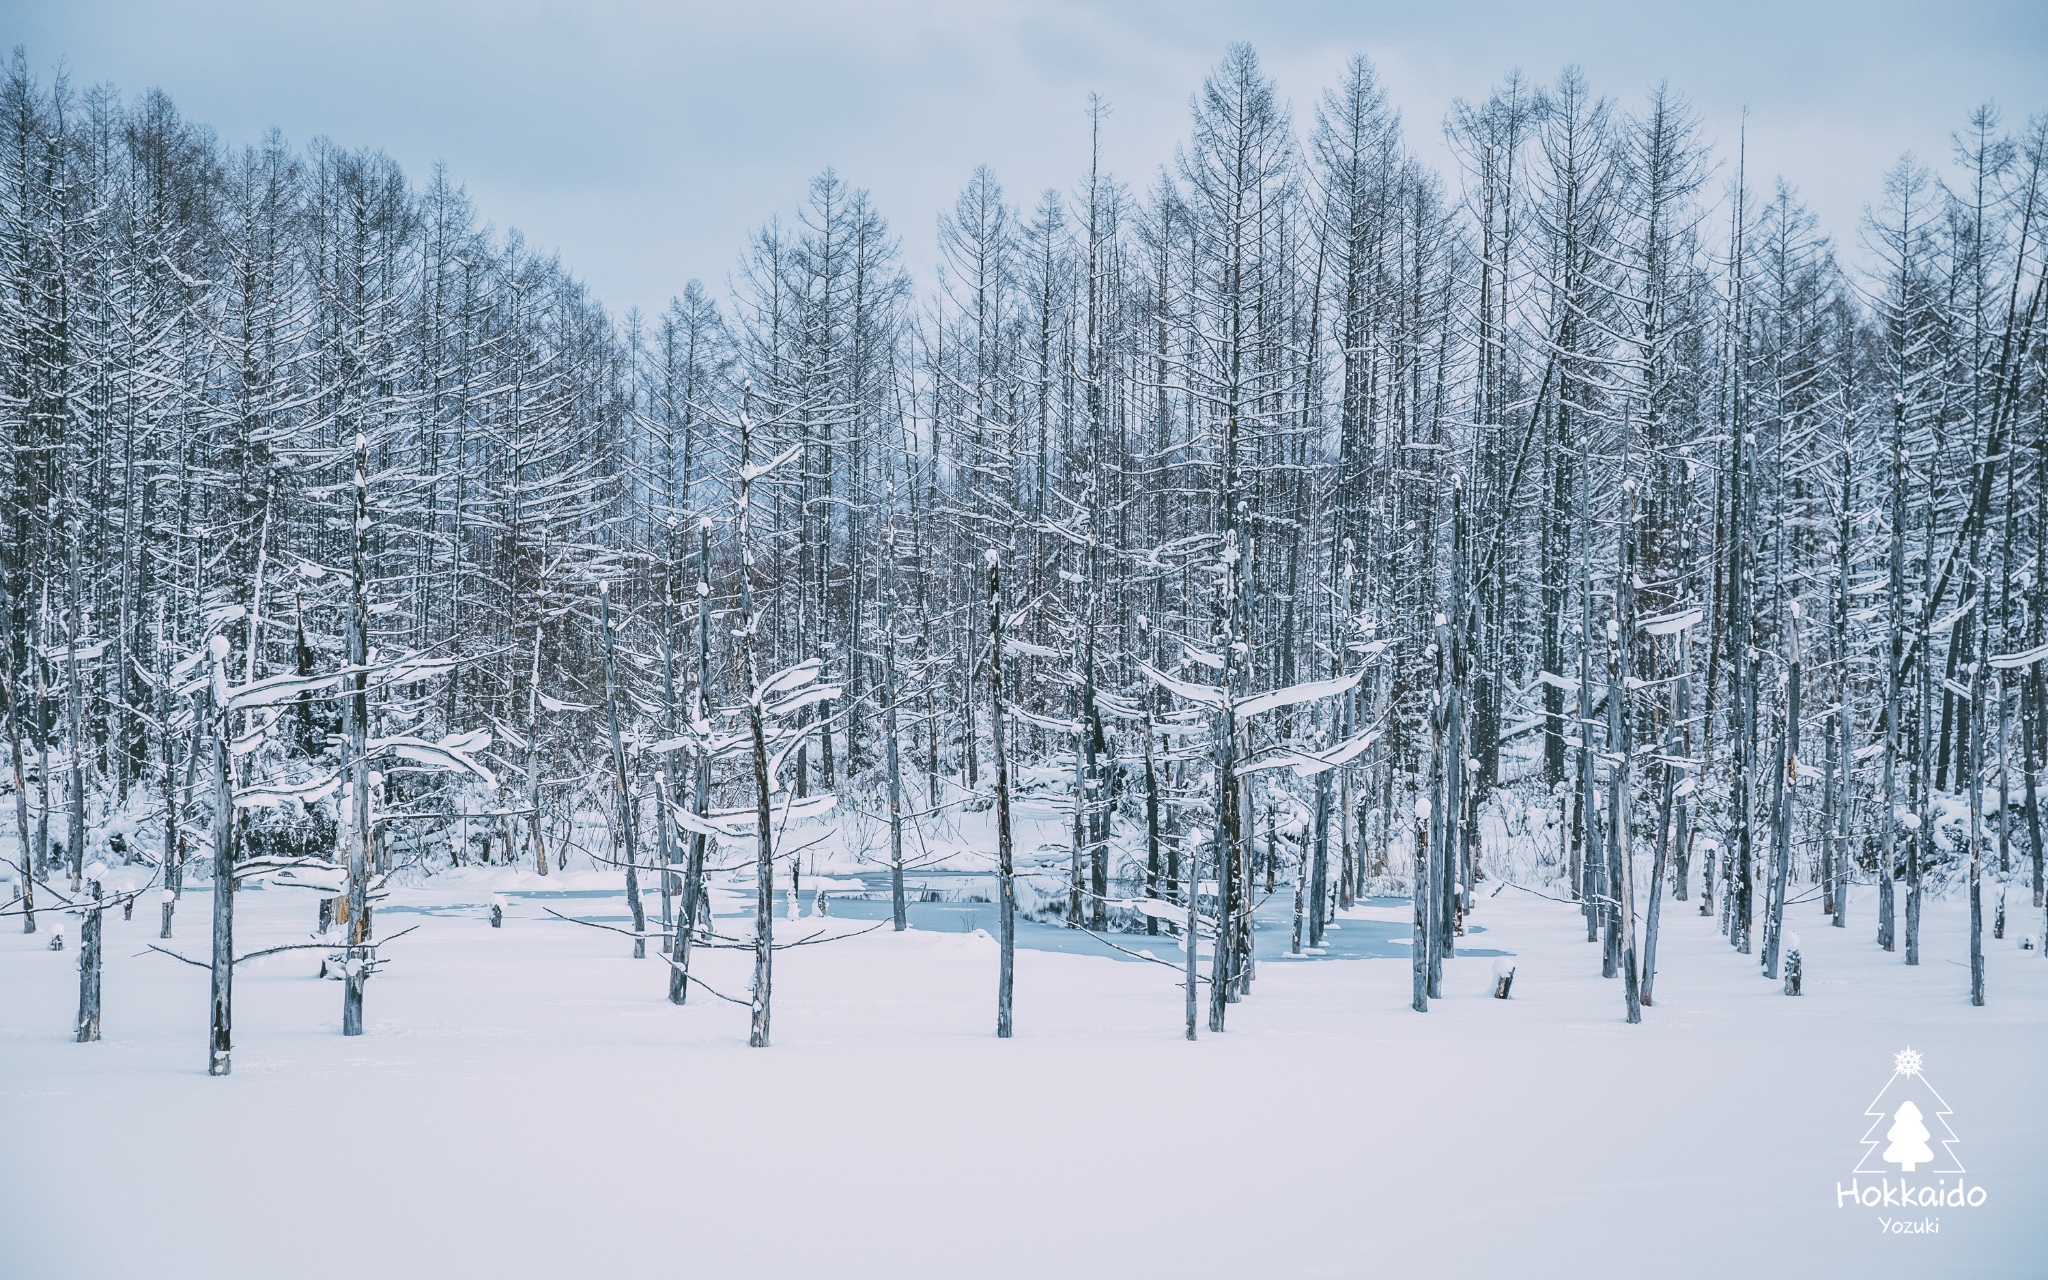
[
  {"left": 1642, "top": 607, "right": 1705, "bottom": 635},
  {"left": 4, "top": 872, "right": 2042, "bottom": 1278}
]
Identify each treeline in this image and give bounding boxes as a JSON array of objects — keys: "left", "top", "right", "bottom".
[{"left": 3, "top": 43, "right": 2045, "bottom": 1023}]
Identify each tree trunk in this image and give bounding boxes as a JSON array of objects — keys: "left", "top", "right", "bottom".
[
  {"left": 1763, "top": 618, "right": 1801, "bottom": 981},
  {"left": 882, "top": 543, "right": 908, "bottom": 932},
  {"left": 2025, "top": 670, "right": 2044, "bottom": 910},
  {"left": 1878, "top": 397, "right": 1908, "bottom": 950},
  {"left": 1642, "top": 633, "right": 1682, "bottom": 1007},
  {"left": 674, "top": 518, "right": 716, "bottom": 1004},
  {"left": 1968, "top": 655, "right": 1986, "bottom": 1006},
  {"left": 653, "top": 772, "right": 676, "bottom": 955},
  {"left": 65, "top": 526, "right": 87, "bottom": 894},
  {"left": 207, "top": 640, "right": 235, "bottom": 1075},
  {"left": 747, "top": 695, "right": 773, "bottom": 1047},
  {"left": 525, "top": 628, "right": 549, "bottom": 879},
  {"left": 600, "top": 581, "right": 646, "bottom": 960},
  {"left": 1184, "top": 824, "right": 1199, "bottom": 1042},
  {"left": 75, "top": 874, "right": 102, "bottom": 1042},
  {"left": 736, "top": 403, "right": 774, "bottom": 1050},
  {"left": 1608, "top": 570, "right": 1641, "bottom": 1024},
  {"left": 1143, "top": 713, "right": 1162, "bottom": 936},
  {"left": 1310, "top": 770, "right": 1330, "bottom": 948},
  {"left": 1411, "top": 792, "right": 1431, "bottom": 1013},
  {"left": 6, "top": 664, "right": 34, "bottom": 935},
  {"left": 986, "top": 552, "right": 1016, "bottom": 1039}
]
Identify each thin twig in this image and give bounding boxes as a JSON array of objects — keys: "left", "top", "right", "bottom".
[{"left": 141, "top": 944, "right": 209, "bottom": 970}]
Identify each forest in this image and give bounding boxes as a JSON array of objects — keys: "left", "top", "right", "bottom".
[{"left": 3, "top": 40, "right": 2045, "bottom": 1062}]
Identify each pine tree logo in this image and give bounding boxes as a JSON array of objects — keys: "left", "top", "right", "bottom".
[
  {"left": 1854, "top": 1048, "right": 1963, "bottom": 1175},
  {"left": 1882, "top": 1102, "right": 1934, "bottom": 1172}
]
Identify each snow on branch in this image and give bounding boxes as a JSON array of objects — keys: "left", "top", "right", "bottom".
[
  {"left": 367, "top": 733, "right": 500, "bottom": 787},
  {"left": 1989, "top": 641, "right": 2048, "bottom": 670},
  {"left": 1231, "top": 669, "right": 1365, "bottom": 718},
  {"left": 1136, "top": 660, "right": 1226, "bottom": 709}
]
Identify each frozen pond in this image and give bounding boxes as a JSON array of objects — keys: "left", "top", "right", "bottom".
[{"left": 381, "top": 872, "right": 1510, "bottom": 963}]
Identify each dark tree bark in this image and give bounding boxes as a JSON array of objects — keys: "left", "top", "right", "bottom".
[
  {"left": 75, "top": 873, "right": 101, "bottom": 1041},
  {"left": 986, "top": 552, "right": 1016, "bottom": 1038},
  {"left": 599, "top": 580, "right": 646, "bottom": 960},
  {"left": 206, "top": 640, "right": 235, "bottom": 1075}
]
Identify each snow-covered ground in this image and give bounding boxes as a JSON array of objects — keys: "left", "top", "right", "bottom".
[{"left": 2, "top": 869, "right": 2042, "bottom": 1279}]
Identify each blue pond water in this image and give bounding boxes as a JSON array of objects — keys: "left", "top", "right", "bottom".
[{"left": 387, "top": 873, "right": 1509, "bottom": 964}]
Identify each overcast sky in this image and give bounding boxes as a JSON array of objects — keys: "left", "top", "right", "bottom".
[{"left": 6, "top": 0, "right": 2043, "bottom": 318}]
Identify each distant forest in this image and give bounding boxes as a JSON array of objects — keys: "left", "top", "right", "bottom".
[{"left": 4, "top": 42, "right": 2044, "bottom": 1034}]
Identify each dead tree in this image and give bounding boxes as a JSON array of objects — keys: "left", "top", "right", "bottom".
[
  {"left": 1968, "top": 644, "right": 1986, "bottom": 1006},
  {"left": 599, "top": 579, "right": 647, "bottom": 960},
  {"left": 342, "top": 436, "right": 374, "bottom": 1036},
  {"left": 882, "top": 527, "right": 908, "bottom": 932},
  {"left": 671, "top": 517, "right": 716, "bottom": 1004},
  {"left": 986, "top": 550, "right": 1016, "bottom": 1038},
  {"left": 75, "top": 869, "right": 101, "bottom": 1042},
  {"left": 206, "top": 636, "right": 236, "bottom": 1075},
  {"left": 3, "top": 638, "right": 34, "bottom": 935},
  {"left": 1878, "top": 392, "right": 1908, "bottom": 951},
  {"left": 63, "top": 519, "right": 86, "bottom": 894},
  {"left": 1762, "top": 609, "right": 1802, "bottom": 981}
]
